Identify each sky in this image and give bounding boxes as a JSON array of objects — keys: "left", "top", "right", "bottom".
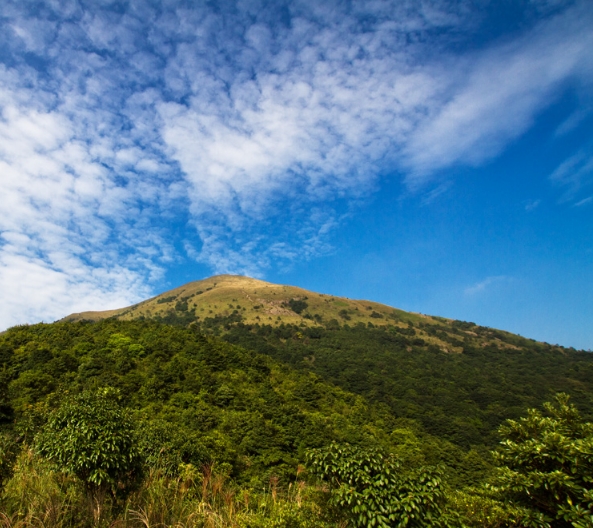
[{"left": 1, "top": 0, "right": 592, "bottom": 350}]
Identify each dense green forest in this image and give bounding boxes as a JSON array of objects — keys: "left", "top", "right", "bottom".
[
  {"left": 220, "top": 321, "right": 593, "bottom": 447},
  {"left": 0, "top": 318, "right": 592, "bottom": 526}
]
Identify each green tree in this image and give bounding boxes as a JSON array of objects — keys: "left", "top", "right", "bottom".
[
  {"left": 306, "top": 442, "right": 455, "bottom": 527},
  {"left": 286, "top": 299, "right": 308, "bottom": 314},
  {"left": 35, "top": 388, "right": 142, "bottom": 522},
  {"left": 493, "top": 394, "right": 593, "bottom": 527}
]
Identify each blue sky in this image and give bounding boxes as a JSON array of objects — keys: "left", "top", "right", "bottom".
[{"left": 0, "top": 0, "right": 592, "bottom": 349}]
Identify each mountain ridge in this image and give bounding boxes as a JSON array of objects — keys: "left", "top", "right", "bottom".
[
  {"left": 61, "top": 274, "right": 579, "bottom": 356},
  {"left": 60, "top": 274, "right": 580, "bottom": 353},
  {"left": 63, "top": 274, "right": 415, "bottom": 324}
]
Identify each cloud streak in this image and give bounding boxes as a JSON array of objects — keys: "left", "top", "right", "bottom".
[
  {"left": 549, "top": 145, "right": 593, "bottom": 204},
  {"left": 464, "top": 276, "right": 511, "bottom": 296},
  {"left": 403, "top": 5, "right": 593, "bottom": 180}
]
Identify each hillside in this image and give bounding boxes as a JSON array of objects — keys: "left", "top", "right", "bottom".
[
  {"left": 2, "top": 278, "right": 593, "bottom": 526},
  {"left": 0, "top": 319, "right": 407, "bottom": 484},
  {"left": 63, "top": 274, "right": 555, "bottom": 355},
  {"left": 0, "top": 319, "right": 490, "bottom": 491},
  {"left": 60, "top": 275, "right": 593, "bottom": 448},
  {"left": 63, "top": 274, "right": 415, "bottom": 326}
]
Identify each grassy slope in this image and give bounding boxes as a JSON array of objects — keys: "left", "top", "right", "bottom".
[
  {"left": 63, "top": 275, "right": 413, "bottom": 325},
  {"left": 62, "top": 274, "right": 552, "bottom": 354}
]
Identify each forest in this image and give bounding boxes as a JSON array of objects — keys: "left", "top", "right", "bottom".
[{"left": 0, "top": 316, "right": 592, "bottom": 527}]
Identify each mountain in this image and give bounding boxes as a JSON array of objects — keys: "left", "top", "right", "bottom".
[
  {"left": 63, "top": 274, "right": 414, "bottom": 326},
  {"left": 2, "top": 276, "right": 593, "bottom": 526},
  {"left": 63, "top": 274, "right": 541, "bottom": 354},
  {"left": 60, "top": 275, "right": 593, "bottom": 448}
]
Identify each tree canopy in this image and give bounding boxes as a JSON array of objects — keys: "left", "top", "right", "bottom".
[{"left": 493, "top": 394, "right": 593, "bottom": 527}]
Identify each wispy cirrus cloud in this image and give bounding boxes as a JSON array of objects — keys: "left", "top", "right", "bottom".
[
  {"left": 549, "top": 145, "right": 593, "bottom": 204},
  {"left": 464, "top": 276, "right": 511, "bottom": 296},
  {"left": 0, "top": 0, "right": 592, "bottom": 328},
  {"left": 402, "top": 3, "right": 593, "bottom": 181}
]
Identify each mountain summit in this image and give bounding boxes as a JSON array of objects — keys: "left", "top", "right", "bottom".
[
  {"left": 63, "top": 274, "right": 412, "bottom": 325},
  {"left": 62, "top": 274, "right": 557, "bottom": 355}
]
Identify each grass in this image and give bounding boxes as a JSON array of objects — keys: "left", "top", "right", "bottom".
[
  {"left": 64, "top": 274, "right": 436, "bottom": 333},
  {"left": 0, "top": 450, "right": 522, "bottom": 528},
  {"left": 0, "top": 451, "right": 332, "bottom": 528},
  {"left": 61, "top": 274, "right": 537, "bottom": 355},
  {"left": 0, "top": 437, "right": 532, "bottom": 528}
]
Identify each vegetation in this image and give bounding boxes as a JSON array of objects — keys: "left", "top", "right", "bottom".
[
  {"left": 492, "top": 394, "right": 593, "bottom": 526},
  {"left": 64, "top": 276, "right": 593, "bottom": 449},
  {"left": 307, "top": 442, "right": 454, "bottom": 527},
  {"left": 1, "top": 274, "right": 592, "bottom": 526},
  {"left": 35, "top": 388, "right": 142, "bottom": 521},
  {"left": 221, "top": 322, "right": 593, "bottom": 447}
]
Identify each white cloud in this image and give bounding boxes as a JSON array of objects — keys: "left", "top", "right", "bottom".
[
  {"left": 403, "top": 3, "right": 593, "bottom": 181},
  {"left": 155, "top": 0, "right": 593, "bottom": 271},
  {"left": 549, "top": 146, "right": 593, "bottom": 203},
  {"left": 0, "top": 70, "right": 176, "bottom": 328},
  {"left": 0, "top": 0, "right": 592, "bottom": 327},
  {"left": 0, "top": 251, "right": 151, "bottom": 327},
  {"left": 464, "top": 276, "right": 510, "bottom": 296}
]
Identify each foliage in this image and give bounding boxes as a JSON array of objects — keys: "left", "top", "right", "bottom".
[
  {"left": 493, "top": 394, "right": 593, "bottom": 527},
  {"left": 306, "top": 442, "right": 455, "bottom": 527},
  {"left": 447, "top": 487, "right": 544, "bottom": 528},
  {"left": 0, "top": 320, "right": 413, "bottom": 486},
  {"left": 0, "top": 318, "right": 592, "bottom": 526},
  {"left": 35, "top": 387, "right": 142, "bottom": 515},
  {"left": 284, "top": 299, "right": 308, "bottom": 315},
  {"left": 0, "top": 433, "right": 19, "bottom": 490},
  {"left": 222, "top": 322, "right": 593, "bottom": 448}
]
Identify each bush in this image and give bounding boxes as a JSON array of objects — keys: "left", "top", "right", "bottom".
[
  {"left": 306, "top": 442, "right": 456, "bottom": 527},
  {"left": 492, "top": 393, "right": 593, "bottom": 527},
  {"left": 35, "top": 388, "right": 142, "bottom": 522}
]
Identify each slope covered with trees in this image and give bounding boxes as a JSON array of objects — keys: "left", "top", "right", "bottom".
[
  {"left": 0, "top": 319, "right": 492, "bottom": 526},
  {"left": 60, "top": 275, "right": 593, "bottom": 449},
  {"left": 221, "top": 321, "right": 593, "bottom": 448},
  {"left": 1, "top": 276, "right": 592, "bottom": 526}
]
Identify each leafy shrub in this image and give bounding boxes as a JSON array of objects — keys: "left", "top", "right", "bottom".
[
  {"left": 306, "top": 442, "right": 455, "bottom": 527},
  {"left": 492, "top": 394, "right": 593, "bottom": 527},
  {"left": 286, "top": 299, "right": 308, "bottom": 315},
  {"left": 35, "top": 388, "right": 142, "bottom": 521},
  {"left": 157, "top": 295, "right": 177, "bottom": 304}
]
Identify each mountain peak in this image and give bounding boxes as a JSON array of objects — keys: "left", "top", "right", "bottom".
[
  {"left": 62, "top": 274, "right": 548, "bottom": 355},
  {"left": 62, "top": 274, "right": 420, "bottom": 327}
]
